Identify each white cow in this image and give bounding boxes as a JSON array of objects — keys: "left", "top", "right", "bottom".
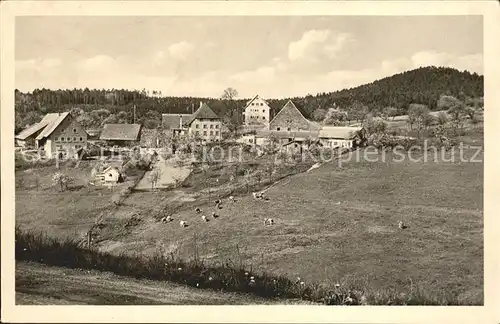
[
  {"left": 202, "top": 215, "right": 208, "bottom": 222},
  {"left": 180, "top": 220, "right": 187, "bottom": 227}
]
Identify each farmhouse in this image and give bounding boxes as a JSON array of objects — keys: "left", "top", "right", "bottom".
[
  {"left": 16, "top": 112, "right": 88, "bottom": 159},
  {"left": 318, "top": 126, "right": 365, "bottom": 149},
  {"left": 269, "top": 100, "right": 321, "bottom": 132},
  {"left": 100, "top": 124, "right": 142, "bottom": 147},
  {"left": 162, "top": 102, "right": 222, "bottom": 142},
  {"left": 243, "top": 95, "right": 271, "bottom": 128},
  {"left": 243, "top": 100, "right": 366, "bottom": 151},
  {"left": 15, "top": 113, "right": 59, "bottom": 148}
]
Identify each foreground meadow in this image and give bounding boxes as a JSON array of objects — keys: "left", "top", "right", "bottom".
[{"left": 15, "top": 137, "right": 483, "bottom": 304}]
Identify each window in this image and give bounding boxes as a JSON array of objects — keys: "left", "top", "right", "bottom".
[
  {"left": 195, "top": 131, "right": 200, "bottom": 135},
  {"left": 61, "top": 137, "right": 65, "bottom": 142},
  {"left": 262, "top": 117, "right": 265, "bottom": 120},
  {"left": 260, "top": 103, "right": 263, "bottom": 106},
  {"left": 80, "top": 137, "right": 83, "bottom": 142},
  {"left": 55, "top": 137, "right": 58, "bottom": 141},
  {"left": 215, "top": 124, "right": 219, "bottom": 129},
  {"left": 203, "top": 124, "right": 207, "bottom": 129},
  {"left": 276, "top": 127, "right": 280, "bottom": 131},
  {"left": 73, "top": 137, "right": 77, "bottom": 142},
  {"left": 210, "top": 124, "right": 213, "bottom": 129},
  {"left": 203, "top": 131, "right": 207, "bottom": 136},
  {"left": 333, "top": 141, "right": 338, "bottom": 146},
  {"left": 262, "top": 109, "right": 265, "bottom": 113},
  {"left": 210, "top": 131, "right": 213, "bottom": 136},
  {"left": 73, "top": 129, "right": 77, "bottom": 133},
  {"left": 215, "top": 131, "right": 219, "bottom": 136},
  {"left": 287, "top": 127, "right": 291, "bottom": 131},
  {"left": 195, "top": 124, "right": 199, "bottom": 128}
]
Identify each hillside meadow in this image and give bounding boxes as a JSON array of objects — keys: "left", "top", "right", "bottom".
[{"left": 15, "top": 132, "right": 483, "bottom": 304}]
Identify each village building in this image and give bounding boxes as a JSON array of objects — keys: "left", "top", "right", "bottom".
[
  {"left": 162, "top": 102, "right": 222, "bottom": 142},
  {"left": 241, "top": 100, "right": 366, "bottom": 151},
  {"left": 15, "top": 112, "right": 88, "bottom": 159},
  {"left": 269, "top": 100, "right": 321, "bottom": 132},
  {"left": 99, "top": 124, "right": 142, "bottom": 147},
  {"left": 318, "top": 126, "right": 365, "bottom": 149},
  {"left": 242, "top": 95, "right": 271, "bottom": 128}
]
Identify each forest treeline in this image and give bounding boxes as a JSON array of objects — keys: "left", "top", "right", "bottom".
[{"left": 15, "top": 66, "right": 483, "bottom": 133}]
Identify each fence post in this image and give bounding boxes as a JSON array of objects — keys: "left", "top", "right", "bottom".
[{"left": 87, "top": 230, "right": 92, "bottom": 249}]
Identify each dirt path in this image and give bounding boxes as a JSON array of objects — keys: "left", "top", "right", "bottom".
[
  {"left": 135, "top": 156, "right": 192, "bottom": 190},
  {"left": 16, "top": 261, "right": 316, "bottom": 305}
]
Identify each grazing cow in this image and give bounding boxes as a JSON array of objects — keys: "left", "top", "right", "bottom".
[
  {"left": 212, "top": 211, "right": 219, "bottom": 218},
  {"left": 398, "top": 221, "right": 407, "bottom": 229},
  {"left": 229, "top": 196, "right": 235, "bottom": 202},
  {"left": 166, "top": 216, "right": 172, "bottom": 222},
  {"left": 214, "top": 199, "right": 221, "bottom": 205},
  {"left": 180, "top": 220, "right": 187, "bottom": 227},
  {"left": 252, "top": 192, "right": 260, "bottom": 199},
  {"left": 195, "top": 207, "right": 201, "bottom": 214},
  {"left": 202, "top": 215, "right": 208, "bottom": 222}
]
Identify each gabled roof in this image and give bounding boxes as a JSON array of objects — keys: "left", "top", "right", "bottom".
[
  {"left": 101, "top": 166, "right": 121, "bottom": 174},
  {"left": 245, "top": 95, "right": 270, "bottom": 109},
  {"left": 100, "top": 124, "right": 142, "bottom": 141},
  {"left": 184, "top": 102, "right": 220, "bottom": 125},
  {"left": 162, "top": 113, "right": 192, "bottom": 129},
  {"left": 270, "top": 100, "right": 320, "bottom": 130},
  {"left": 36, "top": 112, "right": 71, "bottom": 140},
  {"left": 318, "top": 126, "right": 363, "bottom": 140},
  {"left": 15, "top": 113, "right": 61, "bottom": 140}
]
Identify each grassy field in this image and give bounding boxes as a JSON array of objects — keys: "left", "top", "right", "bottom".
[
  {"left": 15, "top": 132, "right": 483, "bottom": 304},
  {"left": 16, "top": 261, "right": 315, "bottom": 305}
]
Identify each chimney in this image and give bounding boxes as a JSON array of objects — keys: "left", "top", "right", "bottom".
[{"left": 179, "top": 115, "right": 183, "bottom": 129}]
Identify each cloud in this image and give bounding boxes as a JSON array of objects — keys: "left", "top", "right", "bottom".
[
  {"left": 16, "top": 58, "right": 62, "bottom": 71},
  {"left": 168, "top": 41, "right": 195, "bottom": 61},
  {"left": 77, "top": 55, "right": 118, "bottom": 71},
  {"left": 288, "top": 30, "right": 352, "bottom": 63}
]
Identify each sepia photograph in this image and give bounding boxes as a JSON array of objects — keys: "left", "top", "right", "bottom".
[{"left": 1, "top": 1, "right": 499, "bottom": 323}]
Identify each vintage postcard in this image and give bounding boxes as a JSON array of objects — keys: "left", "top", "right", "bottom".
[{"left": 1, "top": 1, "right": 499, "bottom": 323}]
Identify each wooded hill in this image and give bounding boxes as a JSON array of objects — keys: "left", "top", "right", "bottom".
[{"left": 15, "top": 66, "right": 483, "bottom": 133}]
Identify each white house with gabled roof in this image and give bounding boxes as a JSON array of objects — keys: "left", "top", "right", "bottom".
[{"left": 243, "top": 95, "right": 271, "bottom": 128}]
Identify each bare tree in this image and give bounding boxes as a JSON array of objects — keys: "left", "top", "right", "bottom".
[
  {"left": 52, "top": 172, "right": 74, "bottom": 192},
  {"left": 33, "top": 175, "right": 41, "bottom": 191},
  {"left": 221, "top": 87, "right": 240, "bottom": 133},
  {"left": 148, "top": 168, "right": 162, "bottom": 192}
]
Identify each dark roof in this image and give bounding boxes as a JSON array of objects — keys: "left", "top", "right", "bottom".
[
  {"left": 184, "top": 102, "right": 220, "bottom": 125},
  {"left": 100, "top": 124, "right": 142, "bottom": 141},
  {"left": 162, "top": 113, "right": 192, "bottom": 129}
]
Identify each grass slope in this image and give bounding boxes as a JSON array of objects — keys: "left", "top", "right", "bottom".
[
  {"left": 16, "top": 261, "right": 314, "bottom": 305},
  {"left": 15, "top": 136, "right": 483, "bottom": 304}
]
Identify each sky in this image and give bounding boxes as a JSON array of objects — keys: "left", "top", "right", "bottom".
[{"left": 15, "top": 16, "right": 483, "bottom": 99}]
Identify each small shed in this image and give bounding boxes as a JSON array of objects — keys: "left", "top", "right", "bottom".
[{"left": 95, "top": 166, "right": 123, "bottom": 186}]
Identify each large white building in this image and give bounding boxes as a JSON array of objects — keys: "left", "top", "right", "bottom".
[{"left": 243, "top": 95, "right": 271, "bottom": 128}]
